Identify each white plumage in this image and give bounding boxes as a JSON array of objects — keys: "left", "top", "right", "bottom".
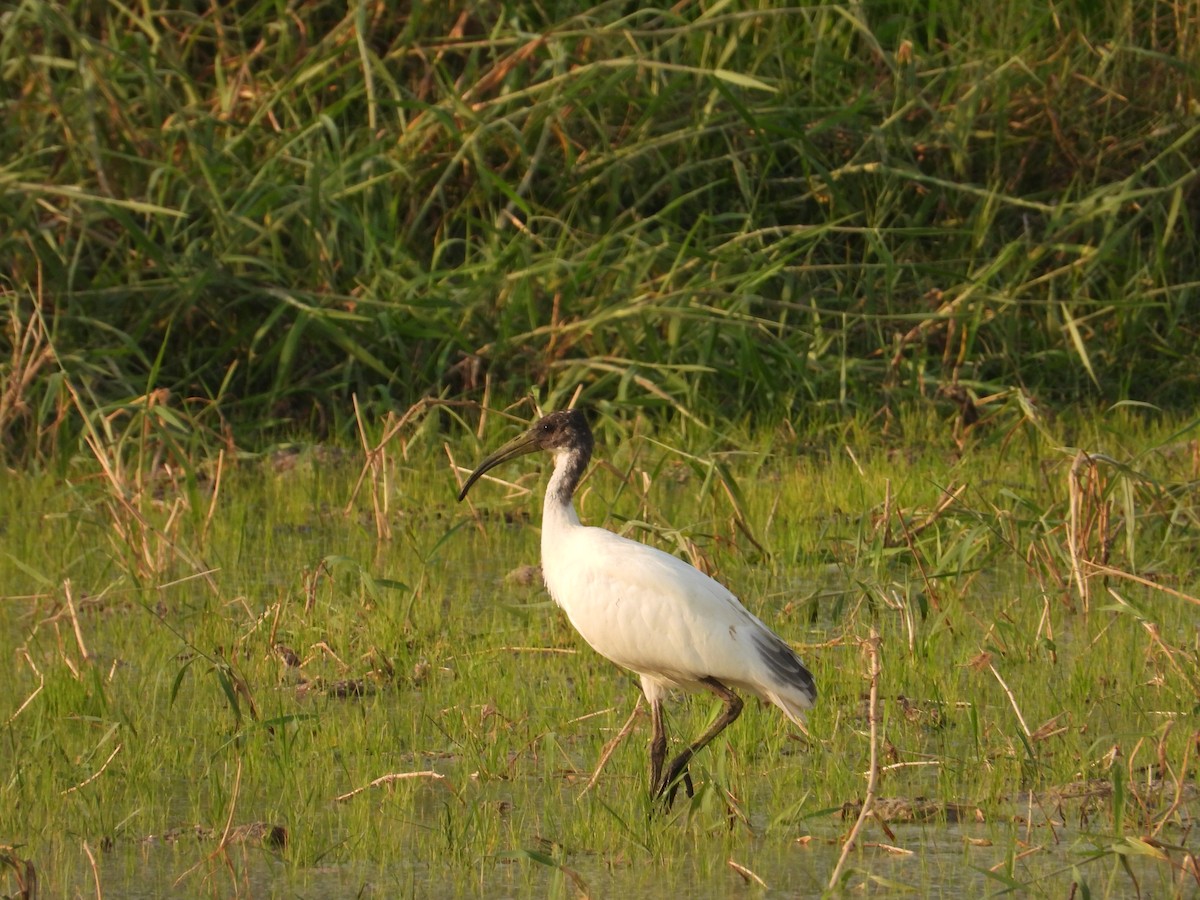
[{"left": 459, "top": 409, "right": 815, "bottom": 803}]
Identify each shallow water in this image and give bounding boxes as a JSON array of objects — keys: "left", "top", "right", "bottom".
[
  {"left": 67, "top": 667, "right": 1195, "bottom": 900},
  {"left": 84, "top": 804, "right": 1189, "bottom": 898}
]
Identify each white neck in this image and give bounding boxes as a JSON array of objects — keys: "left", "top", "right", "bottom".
[{"left": 543, "top": 448, "right": 582, "bottom": 531}]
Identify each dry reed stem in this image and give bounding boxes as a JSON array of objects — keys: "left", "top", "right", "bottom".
[
  {"left": 879, "top": 760, "right": 940, "bottom": 774},
  {"left": 564, "top": 706, "right": 619, "bottom": 727},
  {"left": 989, "top": 844, "right": 1045, "bottom": 873},
  {"left": 82, "top": 839, "right": 102, "bottom": 900},
  {"left": 5, "top": 675, "right": 44, "bottom": 726},
  {"left": 580, "top": 696, "right": 643, "bottom": 797},
  {"left": 216, "top": 763, "right": 241, "bottom": 854},
  {"left": 0, "top": 287, "right": 55, "bottom": 445},
  {"left": 346, "top": 396, "right": 478, "bottom": 517},
  {"left": 335, "top": 770, "right": 450, "bottom": 802},
  {"left": 61, "top": 743, "right": 122, "bottom": 795},
  {"left": 1088, "top": 562, "right": 1200, "bottom": 607},
  {"left": 64, "top": 379, "right": 218, "bottom": 593},
  {"left": 201, "top": 447, "right": 225, "bottom": 545},
  {"left": 175, "top": 756, "right": 244, "bottom": 890},
  {"left": 476, "top": 374, "right": 491, "bottom": 438},
  {"left": 727, "top": 859, "right": 767, "bottom": 887},
  {"left": 302, "top": 559, "right": 328, "bottom": 613},
  {"left": 63, "top": 580, "right": 91, "bottom": 665},
  {"left": 485, "top": 646, "right": 577, "bottom": 655},
  {"left": 896, "top": 499, "right": 942, "bottom": 612},
  {"left": 156, "top": 568, "right": 222, "bottom": 592},
  {"left": 908, "top": 482, "right": 968, "bottom": 537},
  {"left": 1141, "top": 620, "right": 1196, "bottom": 687},
  {"left": 1067, "top": 450, "right": 1093, "bottom": 611},
  {"left": 828, "top": 626, "right": 881, "bottom": 890},
  {"left": 310, "top": 641, "right": 349, "bottom": 670},
  {"left": 989, "top": 664, "right": 1032, "bottom": 741},
  {"left": 1151, "top": 729, "right": 1195, "bottom": 839},
  {"left": 352, "top": 394, "right": 392, "bottom": 540},
  {"left": 843, "top": 444, "right": 865, "bottom": 477}
]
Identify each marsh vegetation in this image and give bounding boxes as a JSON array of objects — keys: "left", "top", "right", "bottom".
[
  {"left": 3, "top": 401, "right": 1200, "bottom": 896},
  {"left": 2, "top": 0, "right": 1200, "bottom": 895}
]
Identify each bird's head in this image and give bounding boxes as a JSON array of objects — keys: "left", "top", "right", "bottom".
[{"left": 457, "top": 409, "right": 593, "bottom": 501}]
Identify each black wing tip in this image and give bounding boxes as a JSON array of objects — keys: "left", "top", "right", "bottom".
[{"left": 752, "top": 630, "right": 816, "bottom": 700}]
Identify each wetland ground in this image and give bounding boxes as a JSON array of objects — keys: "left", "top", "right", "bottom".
[{"left": 3, "top": 403, "right": 1199, "bottom": 897}]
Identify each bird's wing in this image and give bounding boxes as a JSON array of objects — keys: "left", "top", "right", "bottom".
[{"left": 544, "top": 526, "right": 783, "bottom": 688}]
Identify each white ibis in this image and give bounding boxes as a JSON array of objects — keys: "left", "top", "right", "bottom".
[{"left": 458, "top": 409, "right": 816, "bottom": 804}]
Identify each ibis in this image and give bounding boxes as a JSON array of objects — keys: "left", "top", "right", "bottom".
[{"left": 458, "top": 409, "right": 816, "bottom": 804}]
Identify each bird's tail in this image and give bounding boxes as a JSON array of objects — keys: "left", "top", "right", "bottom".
[
  {"left": 764, "top": 686, "right": 814, "bottom": 726},
  {"left": 751, "top": 630, "right": 816, "bottom": 724}
]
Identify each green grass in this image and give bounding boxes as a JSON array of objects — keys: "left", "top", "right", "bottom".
[
  {"left": 2, "top": 0, "right": 1200, "bottom": 894},
  {"left": 2, "top": 404, "right": 1199, "bottom": 896},
  {"left": 2, "top": 0, "right": 1199, "bottom": 460}
]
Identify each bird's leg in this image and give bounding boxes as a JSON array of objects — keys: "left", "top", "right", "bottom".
[
  {"left": 649, "top": 697, "right": 667, "bottom": 792},
  {"left": 649, "top": 692, "right": 691, "bottom": 804},
  {"left": 656, "top": 677, "right": 743, "bottom": 808}
]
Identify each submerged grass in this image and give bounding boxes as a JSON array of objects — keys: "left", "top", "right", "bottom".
[{"left": 2, "top": 403, "right": 1199, "bottom": 896}]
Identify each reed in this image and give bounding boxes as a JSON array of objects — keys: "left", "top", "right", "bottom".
[{"left": 1, "top": 1, "right": 1198, "bottom": 462}]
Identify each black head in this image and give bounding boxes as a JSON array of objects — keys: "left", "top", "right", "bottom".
[
  {"left": 526, "top": 409, "right": 592, "bottom": 454},
  {"left": 457, "top": 409, "right": 593, "bottom": 501}
]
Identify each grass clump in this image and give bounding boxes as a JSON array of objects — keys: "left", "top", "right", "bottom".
[{"left": 2, "top": 1, "right": 1199, "bottom": 459}]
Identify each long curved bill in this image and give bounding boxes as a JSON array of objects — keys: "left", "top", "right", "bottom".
[{"left": 457, "top": 426, "right": 541, "bottom": 501}]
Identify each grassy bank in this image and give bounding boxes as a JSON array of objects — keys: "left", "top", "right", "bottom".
[
  {"left": 2, "top": 403, "right": 1199, "bottom": 895},
  {"left": 2, "top": 0, "right": 1199, "bottom": 461}
]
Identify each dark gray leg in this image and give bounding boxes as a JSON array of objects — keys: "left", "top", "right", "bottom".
[
  {"left": 656, "top": 677, "right": 743, "bottom": 807},
  {"left": 649, "top": 696, "right": 667, "bottom": 792}
]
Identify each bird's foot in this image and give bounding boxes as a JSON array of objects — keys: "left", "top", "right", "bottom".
[{"left": 654, "top": 758, "right": 695, "bottom": 809}]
